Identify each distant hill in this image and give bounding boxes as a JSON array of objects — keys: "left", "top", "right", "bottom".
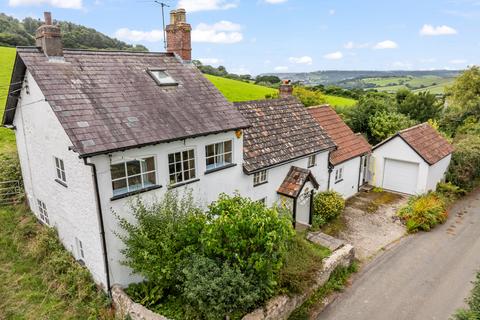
[
  {"left": 0, "top": 13, "right": 147, "bottom": 51},
  {"left": 205, "top": 74, "right": 356, "bottom": 107},
  {"left": 263, "top": 70, "right": 461, "bottom": 94}
]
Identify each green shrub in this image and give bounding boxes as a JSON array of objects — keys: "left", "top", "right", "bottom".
[
  {"left": 180, "top": 254, "right": 261, "bottom": 320},
  {"left": 447, "top": 134, "right": 480, "bottom": 190},
  {"left": 436, "top": 182, "right": 466, "bottom": 203},
  {"left": 397, "top": 193, "right": 447, "bottom": 233},
  {"left": 125, "top": 282, "right": 164, "bottom": 309},
  {"left": 454, "top": 272, "right": 480, "bottom": 320},
  {"left": 279, "top": 233, "right": 330, "bottom": 294},
  {"left": 292, "top": 86, "right": 327, "bottom": 107},
  {"left": 312, "top": 191, "right": 345, "bottom": 228},
  {"left": 202, "top": 193, "right": 295, "bottom": 298},
  {"left": 117, "top": 190, "right": 206, "bottom": 291}
]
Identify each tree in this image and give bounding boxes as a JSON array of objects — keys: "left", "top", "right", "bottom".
[
  {"left": 255, "top": 75, "right": 281, "bottom": 85},
  {"left": 446, "top": 66, "right": 480, "bottom": 113},
  {"left": 368, "top": 111, "right": 416, "bottom": 144},
  {"left": 397, "top": 90, "right": 443, "bottom": 122}
]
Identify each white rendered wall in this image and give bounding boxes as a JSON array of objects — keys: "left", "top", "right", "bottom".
[
  {"left": 329, "top": 157, "right": 361, "bottom": 199},
  {"left": 90, "top": 134, "right": 331, "bottom": 286},
  {"left": 12, "top": 71, "right": 107, "bottom": 287},
  {"left": 426, "top": 154, "right": 452, "bottom": 191},
  {"left": 370, "top": 136, "right": 429, "bottom": 194}
]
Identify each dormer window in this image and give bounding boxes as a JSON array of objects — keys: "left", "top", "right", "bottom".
[{"left": 148, "top": 69, "right": 177, "bottom": 86}]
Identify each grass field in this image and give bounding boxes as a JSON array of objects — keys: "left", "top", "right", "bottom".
[
  {"left": 0, "top": 47, "right": 16, "bottom": 156},
  {"left": 205, "top": 74, "right": 357, "bottom": 107},
  {"left": 361, "top": 75, "right": 454, "bottom": 94}
]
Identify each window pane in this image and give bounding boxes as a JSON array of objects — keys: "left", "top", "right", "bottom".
[
  {"left": 169, "top": 164, "right": 175, "bottom": 174},
  {"left": 60, "top": 159, "right": 65, "bottom": 170},
  {"left": 225, "top": 141, "right": 232, "bottom": 152},
  {"left": 61, "top": 171, "right": 66, "bottom": 182},
  {"left": 188, "top": 150, "right": 194, "bottom": 159},
  {"left": 144, "top": 157, "right": 155, "bottom": 172},
  {"left": 143, "top": 172, "right": 156, "bottom": 187},
  {"left": 55, "top": 157, "right": 59, "bottom": 167},
  {"left": 184, "top": 170, "right": 190, "bottom": 181},
  {"left": 174, "top": 152, "right": 181, "bottom": 163},
  {"left": 56, "top": 168, "right": 62, "bottom": 179},
  {"left": 127, "top": 161, "right": 141, "bottom": 175},
  {"left": 128, "top": 175, "right": 142, "bottom": 191},
  {"left": 225, "top": 152, "right": 232, "bottom": 164},
  {"left": 169, "top": 174, "right": 177, "bottom": 184},
  {"left": 189, "top": 169, "right": 196, "bottom": 179},
  {"left": 112, "top": 179, "right": 127, "bottom": 195},
  {"left": 168, "top": 153, "right": 174, "bottom": 164},
  {"left": 206, "top": 144, "right": 215, "bottom": 157},
  {"left": 111, "top": 163, "right": 126, "bottom": 180}
]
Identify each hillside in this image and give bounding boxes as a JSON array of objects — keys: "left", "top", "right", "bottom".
[
  {"left": 0, "top": 46, "right": 16, "bottom": 155},
  {"left": 0, "top": 13, "right": 147, "bottom": 51},
  {"left": 205, "top": 74, "right": 356, "bottom": 106}
]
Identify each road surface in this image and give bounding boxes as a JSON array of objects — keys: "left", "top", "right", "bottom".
[{"left": 318, "top": 190, "right": 480, "bottom": 320}]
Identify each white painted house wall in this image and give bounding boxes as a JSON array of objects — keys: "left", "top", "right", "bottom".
[
  {"left": 426, "top": 154, "right": 451, "bottom": 191},
  {"left": 329, "top": 157, "right": 361, "bottom": 199},
  {"left": 13, "top": 72, "right": 107, "bottom": 286}
]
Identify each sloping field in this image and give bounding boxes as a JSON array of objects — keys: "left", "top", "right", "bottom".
[{"left": 0, "top": 46, "right": 16, "bottom": 155}]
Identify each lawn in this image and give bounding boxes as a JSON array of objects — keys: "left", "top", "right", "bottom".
[
  {"left": 205, "top": 74, "right": 357, "bottom": 107},
  {"left": 0, "top": 206, "right": 114, "bottom": 319},
  {"left": 0, "top": 46, "right": 16, "bottom": 156}
]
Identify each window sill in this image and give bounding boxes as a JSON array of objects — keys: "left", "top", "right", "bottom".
[
  {"left": 54, "top": 179, "right": 68, "bottom": 188},
  {"left": 254, "top": 181, "right": 268, "bottom": 187},
  {"left": 204, "top": 163, "right": 237, "bottom": 175},
  {"left": 334, "top": 179, "right": 344, "bottom": 184},
  {"left": 110, "top": 185, "right": 162, "bottom": 201},
  {"left": 168, "top": 178, "right": 200, "bottom": 190},
  {"left": 307, "top": 164, "right": 316, "bottom": 168}
]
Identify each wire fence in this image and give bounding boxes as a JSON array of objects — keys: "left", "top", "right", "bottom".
[{"left": 0, "top": 180, "right": 23, "bottom": 206}]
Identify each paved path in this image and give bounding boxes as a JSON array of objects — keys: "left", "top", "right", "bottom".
[{"left": 318, "top": 190, "right": 480, "bottom": 320}]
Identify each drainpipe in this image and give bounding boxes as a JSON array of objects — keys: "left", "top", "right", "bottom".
[
  {"left": 357, "top": 156, "right": 363, "bottom": 192},
  {"left": 83, "top": 158, "right": 111, "bottom": 297},
  {"left": 292, "top": 197, "right": 297, "bottom": 229},
  {"left": 327, "top": 163, "right": 333, "bottom": 191}
]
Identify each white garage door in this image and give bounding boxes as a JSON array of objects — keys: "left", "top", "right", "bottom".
[{"left": 382, "top": 159, "right": 419, "bottom": 195}]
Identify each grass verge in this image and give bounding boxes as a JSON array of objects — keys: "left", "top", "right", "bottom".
[
  {"left": 453, "top": 271, "right": 480, "bottom": 320},
  {"left": 0, "top": 205, "right": 114, "bottom": 319},
  {"left": 288, "top": 262, "right": 358, "bottom": 320}
]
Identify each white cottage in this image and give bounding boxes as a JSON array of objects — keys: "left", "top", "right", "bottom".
[
  {"left": 370, "top": 123, "right": 454, "bottom": 195},
  {"left": 308, "top": 105, "right": 372, "bottom": 198},
  {"left": 2, "top": 11, "right": 336, "bottom": 291}
]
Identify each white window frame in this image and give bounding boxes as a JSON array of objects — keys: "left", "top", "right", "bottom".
[
  {"left": 54, "top": 156, "right": 66, "bottom": 183},
  {"left": 75, "top": 237, "right": 85, "bottom": 260},
  {"left": 253, "top": 170, "right": 268, "bottom": 186},
  {"left": 147, "top": 69, "right": 177, "bottom": 86},
  {"left": 168, "top": 149, "right": 197, "bottom": 185},
  {"left": 110, "top": 156, "right": 157, "bottom": 196},
  {"left": 334, "top": 167, "right": 344, "bottom": 183},
  {"left": 205, "top": 140, "right": 233, "bottom": 171},
  {"left": 307, "top": 154, "right": 316, "bottom": 168},
  {"left": 37, "top": 199, "right": 49, "bottom": 225}
]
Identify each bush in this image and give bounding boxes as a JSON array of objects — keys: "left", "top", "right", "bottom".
[
  {"left": 436, "top": 182, "right": 466, "bottom": 203},
  {"left": 454, "top": 272, "right": 480, "bottom": 320},
  {"left": 202, "top": 193, "right": 295, "bottom": 298},
  {"left": 397, "top": 193, "right": 447, "bottom": 233},
  {"left": 447, "top": 135, "right": 480, "bottom": 190},
  {"left": 180, "top": 254, "right": 261, "bottom": 320},
  {"left": 312, "top": 191, "right": 345, "bottom": 228},
  {"left": 292, "top": 86, "right": 327, "bottom": 107}
]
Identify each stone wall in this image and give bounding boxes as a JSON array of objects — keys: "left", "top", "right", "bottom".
[{"left": 111, "top": 285, "right": 170, "bottom": 320}]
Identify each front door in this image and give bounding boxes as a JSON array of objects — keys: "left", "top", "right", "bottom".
[
  {"left": 295, "top": 182, "right": 314, "bottom": 226},
  {"left": 359, "top": 155, "right": 369, "bottom": 185}
]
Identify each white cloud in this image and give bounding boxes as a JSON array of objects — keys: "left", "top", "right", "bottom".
[
  {"left": 329, "top": 9, "right": 335, "bottom": 15},
  {"left": 192, "top": 21, "right": 243, "bottom": 44},
  {"left": 177, "top": 0, "right": 237, "bottom": 12},
  {"left": 420, "top": 24, "right": 457, "bottom": 36},
  {"left": 344, "top": 41, "right": 370, "bottom": 49},
  {"left": 265, "top": 0, "right": 287, "bottom": 3},
  {"left": 288, "top": 56, "right": 313, "bottom": 65},
  {"left": 323, "top": 51, "right": 343, "bottom": 60},
  {"left": 373, "top": 40, "right": 398, "bottom": 49},
  {"left": 450, "top": 59, "right": 467, "bottom": 64},
  {"left": 115, "top": 28, "right": 163, "bottom": 42},
  {"left": 198, "top": 57, "right": 222, "bottom": 65},
  {"left": 274, "top": 66, "right": 289, "bottom": 72},
  {"left": 8, "top": 0, "right": 82, "bottom": 9}
]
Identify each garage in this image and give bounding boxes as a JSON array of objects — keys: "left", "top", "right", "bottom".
[{"left": 382, "top": 158, "right": 419, "bottom": 195}]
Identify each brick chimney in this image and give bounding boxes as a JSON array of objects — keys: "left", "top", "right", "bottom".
[
  {"left": 166, "top": 9, "right": 192, "bottom": 61},
  {"left": 36, "top": 12, "right": 63, "bottom": 57},
  {"left": 279, "top": 80, "right": 293, "bottom": 98}
]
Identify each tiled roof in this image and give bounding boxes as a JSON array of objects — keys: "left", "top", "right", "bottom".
[
  {"left": 277, "top": 166, "right": 319, "bottom": 198},
  {"left": 234, "top": 97, "right": 336, "bottom": 173},
  {"left": 398, "top": 123, "right": 454, "bottom": 165},
  {"left": 307, "top": 105, "right": 371, "bottom": 165},
  {"left": 4, "top": 48, "right": 249, "bottom": 157}
]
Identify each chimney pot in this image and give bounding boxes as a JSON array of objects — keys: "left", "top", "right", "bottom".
[
  {"left": 279, "top": 80, "right": 293, "bottom": 98},
  {"left": 44, "top": 12, "right": 52, "bottom": 25},
  {"left": 166, "top": 8, "right": 192, "bottom": 61}
]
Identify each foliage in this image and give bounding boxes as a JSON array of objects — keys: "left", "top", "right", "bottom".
[
  {"left": 202, "top": 193, "right": 295, "bottom": 298},
  {"left": 397, "top": 193, "right": 447, "bottom": 233},
  {"left": 117, "top": 191, "right": 205, "bottom": 290},
  {"left": 279, "top": 233, "right": 330, "bottom": 294},
  {"left": 456, "top": 117, "right": 480, "bottom": 136},
  {"left": 397, "top": 90, "right": 443, "bottom": 122},
  {"left": 292, "top": 86, "right": 327, "bottom": 107},
  {"left": 288, "top": 262, "right": 358, "bottom": 320},
  {"left": 312, "top": 191, "right": 345, "bottom": 228},
  {"left": 255, "top": 75, "right": 281, "bottom": 85},
  {"left": 125, "top": 282, "right": 164, "bottom": 309},
  {"left": 368, "top": 111, "right": 416, "bottom": 144},
  {"left": 180, "top": 254, "right": 261, "bottom": 320},
  {"left": 446, "top": 66, "right": 480, "bottom": 114},
  {"left": 436, "top": 182, "right": 466, "bottom": 204},
  {"left": 447, "top": 134, "right": 480, "bottom": 190},
  {"left": 0, "top": 206, "right": 114, "bottom": 319},
  {"left": 453, "top": 272, "right": 480, "bottom": 320}
]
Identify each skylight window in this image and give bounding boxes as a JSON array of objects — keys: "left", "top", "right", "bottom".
[{"left": 148, "top": 69, "right": 177, "bottom": 86}]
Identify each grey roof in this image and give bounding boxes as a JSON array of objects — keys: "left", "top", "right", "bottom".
[
  {"left": 234, "top": 97, "right": 336, "bottom": 173},
  {"left": 3, "top": 47, "right": 249, "bottom": 157}
]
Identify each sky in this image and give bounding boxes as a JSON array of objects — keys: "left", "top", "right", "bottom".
[{"left": 2, "top": 0, "right": 480, "bottom": 75}]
